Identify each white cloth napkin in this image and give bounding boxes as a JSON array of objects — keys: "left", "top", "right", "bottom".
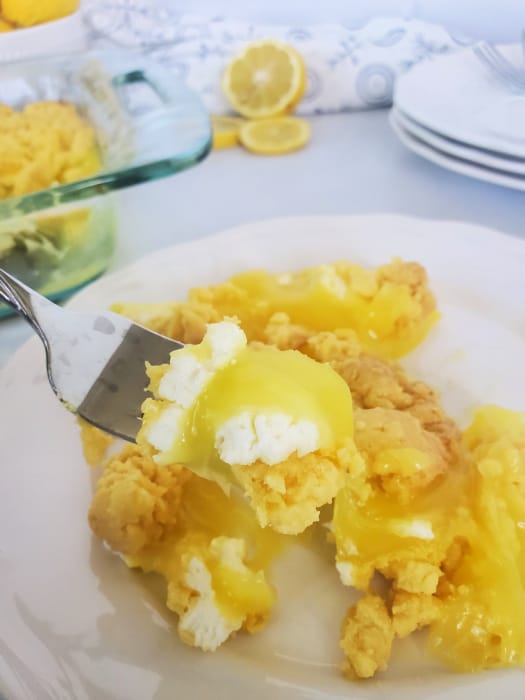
[{"left": 83, "top": 0, "right": 473, "bottom": 115}]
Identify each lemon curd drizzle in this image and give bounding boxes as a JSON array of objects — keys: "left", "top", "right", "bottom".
[
  {"left": 335, "top": 406, "right": 525, "bottom": 671},
  {"left": 143, "top": 343, "right": 354, "bottom": 476},
  {"left": 190, "top": 264, "right": 439, "bottom": 360}
]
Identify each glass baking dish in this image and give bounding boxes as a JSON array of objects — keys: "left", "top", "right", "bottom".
[
  {"left": 0, "top": 49, "right": 211, "bottom": 315},
  {"left": 0, "top": 196, "right": 116, "bottom": 318},
  {"left": 0, "top": 48, "right": 212, "bottom": 218}
]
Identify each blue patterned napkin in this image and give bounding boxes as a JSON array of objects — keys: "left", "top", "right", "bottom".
[{"left": 83, "top": 0, "right": 473, "bottom": 115}]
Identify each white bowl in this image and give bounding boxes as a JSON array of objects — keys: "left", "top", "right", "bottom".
[{"left": 0, "top": 10, "right": 86, "bottom": 63}]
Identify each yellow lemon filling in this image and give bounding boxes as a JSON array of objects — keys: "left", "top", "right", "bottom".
[
  {"left": 189, "top": 261, "right": 438, "bottom": 360},
  {"left": 0, "top": 101, "right": 101, "bottom": 200},
  {"left": 334, "top": 453, "right": 470, "bottom": 589},
  {"left": 336, "top": 405, "right": 525, "bottom": 674},
  {"left": 139, "top": 320, "right": 357, "bottom": 534},
  {"left": 428, "top": 406, "right": 525, "bottom": 671},
  {"left": 140, "top": 321, "right": 353, "bottom": 472},
  {"left": 231, "top": 266, "right": 437, "bottom": 359},
  {"left": 125, "top": 471, "right": 283, "bottom": 637}
]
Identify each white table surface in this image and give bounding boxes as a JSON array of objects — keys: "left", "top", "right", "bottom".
[{"left": 1, "top": 108, "right": 524, "bottom": 368}]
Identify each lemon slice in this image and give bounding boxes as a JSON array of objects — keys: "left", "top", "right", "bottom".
[
  {"left": 239, "top": 117, "right": 311, "bottom": 155},
  {"left": 212, "top": 115, "right": 246, "bottom": 149},
  {"left": 222, "top": 40, "right": 307, "bottom": 119}
]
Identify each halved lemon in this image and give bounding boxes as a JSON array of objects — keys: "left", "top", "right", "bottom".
[
  {"left": 211, "top": 115, "right": 246, "bottom": 149},
  {"left": 222, "top": 40, "right": 307, "bottom": 119},
  {"left": 239, "top": 117, "right": 311, "bottom": 155}
]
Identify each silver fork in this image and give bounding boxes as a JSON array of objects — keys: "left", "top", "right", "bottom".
[
  {"left": 0, "top": 268, "right": 183, "bottom": 441},
  {"left": 473, "top": 41, "right": 525, "bottom": 93}
]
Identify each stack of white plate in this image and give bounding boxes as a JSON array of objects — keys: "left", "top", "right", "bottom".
[{"left": 391, "top": 44, "right": 525, "bottom": 191}]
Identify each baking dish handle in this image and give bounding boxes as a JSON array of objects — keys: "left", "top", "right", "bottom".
[{"left": 111, "top": 67, "right": 184, "bottom": 115}]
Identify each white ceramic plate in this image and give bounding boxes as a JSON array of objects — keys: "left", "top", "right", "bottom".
[
  {"left": 392, "top": 107, "right": 525, "bottom": 176},
  {"left": 1, "top": 215, "right": 525, "bottom": 700},
  {"left": 389, "top": 109, "right": 525, "bottom": 192},
  {"left": 394, "top": 44, "right": 525, "bottom": 159}
]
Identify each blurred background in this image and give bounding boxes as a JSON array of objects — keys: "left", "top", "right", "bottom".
[{"left": 158, "top": 0, "right": 524, "bottom": 43}]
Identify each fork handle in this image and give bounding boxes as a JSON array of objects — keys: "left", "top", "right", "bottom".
[{"left": 0, "top": 268, "right": 53, "bottom": 343}]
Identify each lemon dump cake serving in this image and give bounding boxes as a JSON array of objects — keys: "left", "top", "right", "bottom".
[
  {"left": 83, "top": 258, "right": 525, "bottom": 681},
  {"left": 138, "top": 320, "right": 360, "bottom": 535}
]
